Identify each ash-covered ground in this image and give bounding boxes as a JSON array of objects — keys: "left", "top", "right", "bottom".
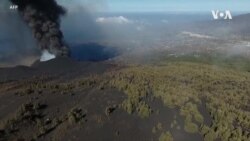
[{"left": 0, "top": 2, "right": 250, "bottom": 140}]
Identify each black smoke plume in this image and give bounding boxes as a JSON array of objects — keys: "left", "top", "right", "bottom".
[{"left": 9, "top": 0, "right": 69, "bottom": 57}]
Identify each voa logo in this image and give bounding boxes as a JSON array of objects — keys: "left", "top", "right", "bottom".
[{"left": 212, "top": 10, "right": 232, "bottom": 20}]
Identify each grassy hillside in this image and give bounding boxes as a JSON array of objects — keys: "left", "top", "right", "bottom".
[
  {"left": 0, "top": 56, "right": 249, "bottom": 141},
  {"left": 102, "top": 61, "right": 250, "bottom": 141}
]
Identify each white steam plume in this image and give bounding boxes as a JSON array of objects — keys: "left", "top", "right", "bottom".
[{"left": 40, "top": 50, "right": 56, "bottom": 62}]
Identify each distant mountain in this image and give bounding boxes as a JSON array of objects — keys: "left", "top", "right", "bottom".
[
  {"left": 232, "top": 13, "right": 250, "bottom": 23},
  {"left": 187, "top": 13, "right": 250, "bottom": 39},
  {"left": 229, "top": 13, "right": 250, "bottom": 37}
]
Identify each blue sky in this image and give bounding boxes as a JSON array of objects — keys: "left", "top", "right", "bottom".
[
  {"left": 107, "top": 0, "right": 250, "bottom": 12},
  {"left": 60, "top": 0, "right": 250, "bottom": 13}
]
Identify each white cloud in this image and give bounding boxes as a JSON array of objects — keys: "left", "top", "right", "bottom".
[
  {"left": 96, "top": 16, "right": 133, "bottom": 24},
  {"left": 136, "top": 26, "right": 144, "bottom": 31},
  {"left": 182, "top": 31, "right": 214, "bottom": 39},
  {"left": 161, "top": 19, "right": 169, "bottom": 24}
]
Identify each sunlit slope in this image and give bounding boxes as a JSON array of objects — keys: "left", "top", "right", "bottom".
[{"left": 103, "top": 62, "right": 250, "bottom": 141}]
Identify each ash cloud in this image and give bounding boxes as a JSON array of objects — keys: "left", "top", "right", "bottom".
[
  {"left": 0, "top": 0, "right": 106, "bottom": 67},
  {"left": 60, "top": 1, "right": 105, "bottom": 43},
  {"left": 0, "top": 1, "right": 40, "bottom": 67},
  {"left": 10, "top": 0, "right": 69, "bottom": 57}
]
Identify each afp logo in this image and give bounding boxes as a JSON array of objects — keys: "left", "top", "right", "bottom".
[{"left": 212, "top": 10, "right": 232, "bottom": 20}]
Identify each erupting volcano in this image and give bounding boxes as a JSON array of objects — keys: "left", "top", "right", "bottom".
[{"left": 9, "top": 0, "right": 70, "bottom": 59}]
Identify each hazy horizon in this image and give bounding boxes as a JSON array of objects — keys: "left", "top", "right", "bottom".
[{"left": 1, "top": 0, "right": 250, "bottom": 67}]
